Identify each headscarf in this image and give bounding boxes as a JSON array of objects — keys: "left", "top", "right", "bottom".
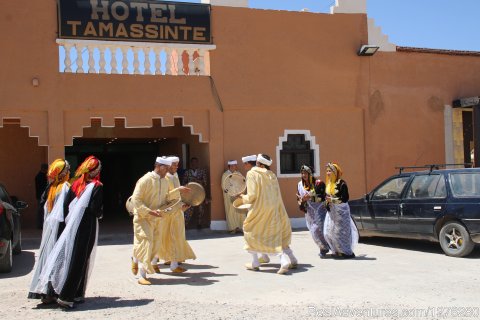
[
  {"left": 46, "top": 159, "right": 70, "bottom": 213},
  {"left": 300, "top": 165, "right": 314, "bottom": 191},
  {"left": 326, "top": 162, "right": 342, "bottom": 195},
  {"left": 71, "top": 155, "right": 102, "bottom": 198}
]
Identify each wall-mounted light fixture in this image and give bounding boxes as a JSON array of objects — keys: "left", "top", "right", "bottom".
[
  {"left": 358, "top": 45, "right": 380, "bottom": 56},
  {"left": 32, "top": 77, "right": 39, "bottom": 87}
]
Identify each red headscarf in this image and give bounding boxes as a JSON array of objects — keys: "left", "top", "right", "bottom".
[{"left": 71, "top": 156, "right": 102, "bottom": 197}]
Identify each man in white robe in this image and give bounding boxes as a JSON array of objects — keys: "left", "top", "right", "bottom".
[
  {"left": 131, "top": 157, "right": 187, "bottom": 285},
  {"left": 241, "top": 154, "right": 298, "bottom": 275},
  {"left": 222, "top": 160, "right": 245, "bottom": 233}
]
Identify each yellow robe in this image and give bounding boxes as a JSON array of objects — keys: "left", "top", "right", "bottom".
[
  {"left": 132, "top": 171, "right": 179, "bottom": 274},
  {"left": 157, "top": 172, "right": 196, "bottom": 262},
  {"left": 222, "top": 170, "right": 245, "bottom": 231},
  {"left": 241, "top": 166, "right": 292, "bottom": 254}
]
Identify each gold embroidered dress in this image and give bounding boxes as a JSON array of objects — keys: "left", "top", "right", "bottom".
[
  {"left": 241, "top": 167, "right": 292, "bottom": 254},
  {"left": 157, "top": 172, "right": 196, "bottom": 262}
]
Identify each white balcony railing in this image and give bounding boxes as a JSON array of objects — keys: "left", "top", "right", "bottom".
[{"left": 57, "top": 39, "right": 215, "bottom": 76}]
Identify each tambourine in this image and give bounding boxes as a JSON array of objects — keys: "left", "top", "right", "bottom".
[
  {"left": 126, "top": 196, "right": 134, "bottom": 216},
  {"left": 181, "top": 182, "right": 206, "bottom": 206},
  {"left": 233, "top": 198, "right": 252, "bottom": 211},
  {"left": 222, "top": 172, "right": 246, "bottom": 197},
  {"left": 125, "top": 197, "right": 181, "bottom": 216},
  {"left": 158, "top": 198, "right": 181, "bottom": 213}
]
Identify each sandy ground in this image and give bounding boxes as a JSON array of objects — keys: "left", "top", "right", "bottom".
[{"left": 1, "top": 227, "right": 480, "bottom": 320}]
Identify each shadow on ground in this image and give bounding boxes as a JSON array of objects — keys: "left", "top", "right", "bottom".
[
  {"left": 360, "top": 237, "right": 480, "bottom": 258},
  {"left": 0, "top": 250, "right": 35, "bottom": 279}
]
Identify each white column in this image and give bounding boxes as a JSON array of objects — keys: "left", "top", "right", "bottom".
[
  {"left": 177, "top": 49, "right": 184, "bottom": 75},
  {"left": 133, "top": 48, "right": 141, "bottom": 74},
  {"left": 121, "top": 47, "right": 129, "bottom": 74},
  {"left": 187, "top": 49, "right": 196, "bottom": 75},
  {"left": 88, "top": 46, "right": 95, "bottom": 73},
  {"left": 110, "top": 46, "right": 118, "bottom": 74},
  {"left": 197, "top": 49, "right": 205, "bottom": 76},
  {"left": 165, "top": 48, "right": 173, "bottom": 75},
  {"left": 99, "top": 46, "right": 107, "bottom": 74},
  {"left": 75, "top": 45, "right": 84, "bottom": 73},
  {"left": 144, "top": 48, "right": 152, "bottom": 75},
  {"left": 64, "top": 44, "right": 72, "bottom": 72}
]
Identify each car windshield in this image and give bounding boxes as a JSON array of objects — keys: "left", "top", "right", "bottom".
[
  {"left": 449, "top": 172, "right": 480, "bottom": 197},
  {"left": 372, "top": 176, "right": 410, "bottom": 200}
]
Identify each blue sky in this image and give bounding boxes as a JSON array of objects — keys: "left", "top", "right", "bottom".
[{"left": 176, "top": 0, "right": 480, "bottom": 51}]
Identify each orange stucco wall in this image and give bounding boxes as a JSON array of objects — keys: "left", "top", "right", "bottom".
[{"left": 1, "top": 3, "right": 480, "bottom": 228}]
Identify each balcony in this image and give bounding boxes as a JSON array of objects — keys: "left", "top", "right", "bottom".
[{"left": 57, "top": 39, "right": 215, "bottom": 76}]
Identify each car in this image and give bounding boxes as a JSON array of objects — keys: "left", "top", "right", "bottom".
[
  {"left": 0, "top": 183, "right": 28, "bottom": 272},
  {"left": 350, "top": 165, "right": 480, "bottom": 257}
]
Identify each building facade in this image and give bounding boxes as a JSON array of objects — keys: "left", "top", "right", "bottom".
[{"left": 1, "top": 0, "right": 480, "bottom": 228}]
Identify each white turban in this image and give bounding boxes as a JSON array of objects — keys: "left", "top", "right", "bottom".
[
  {"left": 167, "top": 156, "right": 180, "bottom": 163},
  {"left": 241, "top": 155, "right": 257, "bottom": 163},
  {"left": 227, "top": 160, "right": 237, "bottom": 165},
  {"left": 257, "top": 154, "right": 272, "bottom": 166},
  {"left": 155, "top": 156, "right": 172, "bottom": 166}
]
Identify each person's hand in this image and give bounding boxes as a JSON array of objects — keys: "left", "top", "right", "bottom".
[
  {"left": 182, "top": 204, "right": 191, "bottom": 211},
  {"left": 178, "top": 186, "right": 191, "bottom": 194},
  {"left": 149, "top": 209, "right": 164, "bottom": 218},
  {"left": 302, "top": 194, "right": 311, "bottom": 202}
]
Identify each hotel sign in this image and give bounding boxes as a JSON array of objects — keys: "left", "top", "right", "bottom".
[{"left": 57, "top": 0, "right": 211, "bottom": 44}]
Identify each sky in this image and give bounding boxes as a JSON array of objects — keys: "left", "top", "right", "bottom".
[{"left": 176, "top": 0, "right": 480, "bottom": 51}]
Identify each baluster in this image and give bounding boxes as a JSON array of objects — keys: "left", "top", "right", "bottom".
[
  {"left": 121, "top": 47, "right": 129, "bottom": 74},
  {"left": 133, "top": 48, "right": 141, "bottom": 74},
  {"left": 64, "top": 44, "right": 72, "bottom": 73},
  {"left": 144, "top": 48, "right": 152, "bottom": 75},
  {"left": 88, "top": 46, "right": 95, "bottom": 73},
  {"left": 197, "top": 49, "right": 205, "bottom": 76},
  {"left": 110, "top": 46, "right": 118, "bottom": 74},
  {"left": 187, "top": 49, "right": 195, "bottom": 75},
  {"left": 165, "top": 48, "right": 173, "bottom": 75},
  {"left": 99, "top": 46, "right": 107, "bottom": 74},
  {"left": 177, "top": 49, "right": 184, "bottom": 75},
  {"left": 76, "top": 45, "right": 84, "bottom": 73},
  {"left": 154, "top": 48, "right": 162, "bottom": 75}
]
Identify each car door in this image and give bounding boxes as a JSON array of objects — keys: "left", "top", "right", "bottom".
[
  {"left": 365, "top": 176, "right": 411, "bottom": 232},
  {"left": 400, "top": 174, "right": 447, "bottom": 235}
]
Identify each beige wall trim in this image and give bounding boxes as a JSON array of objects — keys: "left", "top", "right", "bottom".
[
  {"left": 201, "top": 0, "right": 248, "bottom": 8},
  {"left": 444, "top": 105, "right": 454, "bottom": 164},
  {"left": 367, "top": 18, "right": 396, "bottom": 52},
  {"left": 1, "top": 112, "right": 49, "bottom": 146},
  {"left": 330, "top": 0, "right": 366, "bottom": 14},
  {"left": 276, "top": 129, "right": 320, "bottom": 179}
]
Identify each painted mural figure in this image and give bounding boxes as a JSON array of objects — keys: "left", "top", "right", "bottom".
[
  {"left": 183, "top": 157, "right": 209, "bottom": 229},
  {"left": 37, "top": 156, "right": 103, "bottom": 308},
  {"left": 222, "top": 160, "right": 245, "bottom": 234},
  {"left": 157, "top": 156, "right": 196, "bottom": 273},
  {"left": 296, "top": 165, "right": 330, "bottom": 257},
  {"left": 28, "top": 159, "right": 71, "bottom": 303},
  {"left": 240, "top": 154, "right": 298, "bottom": 275},
  {"left": 323, "top": 162, "right": 359, "bottom": 259}
]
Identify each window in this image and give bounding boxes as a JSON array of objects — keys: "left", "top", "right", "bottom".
[
  {"left": 450, "top": 173, "right": 480, "bottom": 197},
  {"left": 372, "top": 176, "right": 410, "bottom": 200},
  {"left": 279, "top": 134, "right": 314, "bottom": 174},
  {"left": 406, "top": 175, "right": 446, "bottom": 199}
]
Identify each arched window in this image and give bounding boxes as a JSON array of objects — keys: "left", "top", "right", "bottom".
[{"left": 276, "top": 130, "right": 320, "bottom": 178}]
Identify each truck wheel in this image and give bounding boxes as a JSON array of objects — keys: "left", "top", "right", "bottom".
[
  {"left": 0, "top": 240, "right": 13, "bottom": 272},
  {"left": 439, "top": 222, "right": 475, "bottom": 257}
]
